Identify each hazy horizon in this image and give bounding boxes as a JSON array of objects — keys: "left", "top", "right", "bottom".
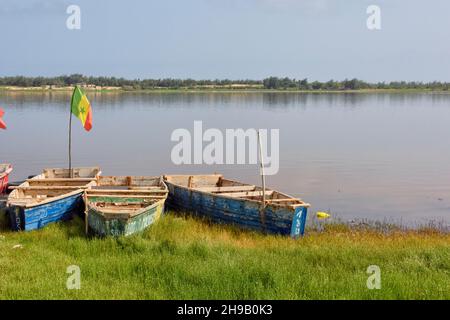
[
  {"left": 2, "top": 74, "right": 450, "bottom": 84},
  {"left": 1, "top": 0, "right": 450, "bottom": 82}
]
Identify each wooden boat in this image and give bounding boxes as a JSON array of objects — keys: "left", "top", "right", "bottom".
[
  {"left": 0, "top": 164, "right": 13, "bottom": 193},
  {"left": 164, "top": 174, "right": 310, "bottom": 238},
  {"left": 7, "top": 167, "right": 101, "bottom": 231},
  {"left": 85, "top": 176, "right": 168, "bottom": 237}
]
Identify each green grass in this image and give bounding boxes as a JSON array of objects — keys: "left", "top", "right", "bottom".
[{"left": 0, "top": 211, "right": 448, "bottom": 300}]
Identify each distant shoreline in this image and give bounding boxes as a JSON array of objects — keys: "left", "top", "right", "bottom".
[
  {"left": 1, "top": 86, "right": 450, "bottom": 94},
  {"left": 2, "top": 75, "right": 450, "bottom": 93}
]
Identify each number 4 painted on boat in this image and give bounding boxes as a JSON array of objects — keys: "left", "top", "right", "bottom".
[{"left": 290, "top": 207, "right": 308, "bottom": 238}]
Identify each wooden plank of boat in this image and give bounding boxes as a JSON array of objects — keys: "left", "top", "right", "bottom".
[
  {"left": 193, "top": 185, "right": 256, "bottom": 193},
  {"left": 217, "top": 190, "right": 274, "bottom": 198},
  {"left": 265, "top": 198, "right": 302, "bottom": 203},
  {"left": 87, "top": 194, "right": 167, "bottom": 199},
  {"left": 87, "top": 189, "right": 167, "bottom": 194},
  {"left": 6, "top": 167, "right": 101, "bottom": 231},
  {"left": 164, "top": 174, "right": 310, "bottom": 238},
  {"left": 125, "top": 186, "right": 165, "bottom": 190},
  {"left": 24, "top": 178, "right": 97, "bottom": 187},
  {"left": 9, "top": 186, "right": 91, "bottom": 190},
  {"left": 84, "top": 176, "right": 168, "bottom": 237},
  {"left": 26, "top": 178, "right": 97, "bottom": 182},
  {"left": 0, "top": 164, "right": 13, "bottom": 194},
  {"left": 95, "top": 175, "right": 165, "bottom": 187}
]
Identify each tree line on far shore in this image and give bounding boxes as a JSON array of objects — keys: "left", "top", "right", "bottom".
[
  {"left": 262, "top": 77, "right": 450, "bottom": 90},
  {"left": 0, "top": 74, "right": 449, "bottom": 91}
]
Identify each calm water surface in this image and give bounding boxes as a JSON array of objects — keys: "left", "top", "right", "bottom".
[{"left": 1, "top": 92, "right": 449, "bottom": 226}]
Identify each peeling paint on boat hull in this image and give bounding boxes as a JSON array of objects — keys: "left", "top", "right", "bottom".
[
  {"left": 87, "top": 200, "right": 164, "bottom": 237},
  {"left": 8, "top": 193, "right": 83, "bottom": 231},
  {"left": 165, "top": 181, "right": 307, "bottom": 237}
]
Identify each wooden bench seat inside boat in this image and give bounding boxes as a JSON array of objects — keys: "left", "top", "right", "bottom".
[
  {"left": 7, "top": 188, "right": 80, "bottom": 205},
  {"left": 86, "top": 194, "right": 166, "bottom": 199},
  {"left": 89, "top": 200, "right": 160, "bottom": 218},
  {"left": 11, "top": 186, "right": 89, "bottom": 190},
  {"left": 193, "top": 185, "right": 256, "bottom": 193},
  {"left": 85, "top": 176, "right": 169, "bottom": 202},
  {"left": 88, "top": 189, "right": 167, "bottom": 194},
  {"left": 96, "top": 176, "right": 163, "bottom": 187},
  {"left": 26, "top": 179, "right": 95, "bottom": 186}
]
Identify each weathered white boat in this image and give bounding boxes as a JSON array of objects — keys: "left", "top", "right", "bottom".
[
  {"left": 7, "top": 167, "right": 101, "bottom": 231},
  {"left": 85, "top": 176, "right": 168, "bottom": 237}
]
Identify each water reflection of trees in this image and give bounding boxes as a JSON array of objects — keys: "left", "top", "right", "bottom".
[{"left": 2, "top": 92, "right": 450, "bottom": 113}]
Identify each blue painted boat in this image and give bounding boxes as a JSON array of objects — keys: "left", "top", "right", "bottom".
[
  {"left": 163, "top": 174, "right": 310, "bottom": 238},
  {"left": 7, "top": 167, "right": 101, "bottom": 231}
]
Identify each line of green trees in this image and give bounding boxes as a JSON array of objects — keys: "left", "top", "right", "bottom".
[
  {"left": 262, "top": 77, "right": 450, "bottom": 90},
  {"left": 0, "top": 75, "right": 260, "bottom": 90},
  {"left": 0, "top": 74, "right": 449, "bottom": 91}
]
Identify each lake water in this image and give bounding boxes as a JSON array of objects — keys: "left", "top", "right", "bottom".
[{"left": 1, "top": 92, "right": 449, "bottom": 227}]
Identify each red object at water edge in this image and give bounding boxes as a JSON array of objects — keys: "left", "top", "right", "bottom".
[
  {"left": 0, "top": 164, "right": 12, "bottom": 193},
  {"left": 0, "top": 108, "right": 6, "bottom": 129}
]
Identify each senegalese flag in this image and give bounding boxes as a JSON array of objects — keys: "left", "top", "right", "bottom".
[
  {"left": 0, "top": 108, "right": 6, "bottom": 130},
  {"left": 71, "top": 86, "right": 92, "bottom": 131}
]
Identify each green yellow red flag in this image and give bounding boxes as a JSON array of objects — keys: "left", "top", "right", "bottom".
[{"left": 71, "top": 86, "right": 92, "bottom": 131}]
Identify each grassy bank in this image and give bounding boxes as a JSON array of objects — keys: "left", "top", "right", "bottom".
[{"left": 0, "top": 212, "right": 448, "bottom": 300}]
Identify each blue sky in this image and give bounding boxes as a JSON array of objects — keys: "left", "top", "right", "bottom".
[{"left": 0, "top": 0, "right": 449, "bottom": 81}]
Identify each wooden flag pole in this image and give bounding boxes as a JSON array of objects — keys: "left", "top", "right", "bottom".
[
  {"left": 68, "top": 105, "right": 73, "bottom": 178},
  {"left": 68, "top": 88, "right": 75, "bottom": 178}
]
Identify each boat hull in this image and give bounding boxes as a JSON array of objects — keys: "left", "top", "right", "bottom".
[
  {"left": 165, "top": 181, "right": 308, "bottom": 237},
  {"left": 8, "top": 192, "right": 84, "bottom": 231},
  {"left": 6, "top": 167, "right": 100, "bottom": 231},
  {"left": 87, "top": 197, "right": 164, "bottom": 237}
]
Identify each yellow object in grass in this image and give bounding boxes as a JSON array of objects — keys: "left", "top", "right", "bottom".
[{"left": 316, "top": 211, "right": 331, "bottom": 220}]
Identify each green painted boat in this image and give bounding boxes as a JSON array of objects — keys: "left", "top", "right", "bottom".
[{"left": 84, "top": 176, "right": 168, "bottom": 237}]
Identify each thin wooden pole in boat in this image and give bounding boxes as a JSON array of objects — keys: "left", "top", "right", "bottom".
[
  {"left": 257, "top": 130, "right": 267, "bottom": 231},
  {"left": 257, "top": 130, "right": 266, "bottom": 206},
  {"left": 84, "top": 191, "right": 89, "bottom": 235}
]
